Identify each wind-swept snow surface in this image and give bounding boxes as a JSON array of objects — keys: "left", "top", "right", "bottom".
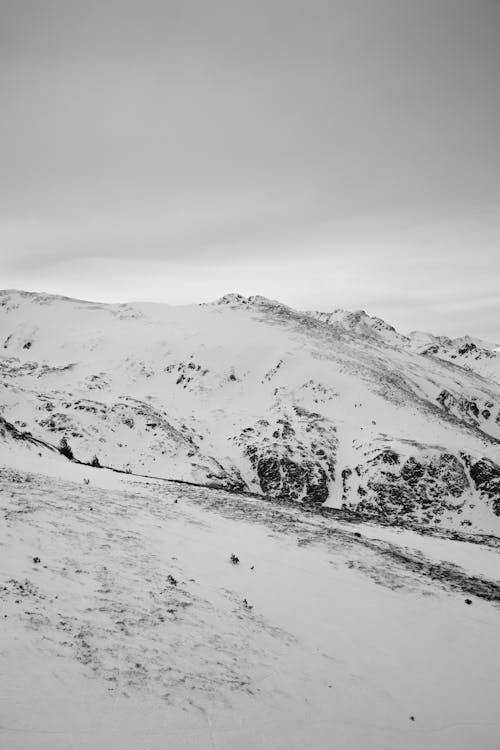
[{"left": 1, "top": 462, "right": 500, "bottom": 750}]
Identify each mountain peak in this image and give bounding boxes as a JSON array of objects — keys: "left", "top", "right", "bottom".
[{"left": 213, "top": 293, "right": 286, "bottom": 309}]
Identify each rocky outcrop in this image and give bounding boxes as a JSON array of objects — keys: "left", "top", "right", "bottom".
[
  {"left": 351, "top": 449, "right": 470, "bottom": 523},
  {"left": 233, "top": 405, "right": 337, "bottom": 504},
  {"left": 467, "top": 458, "right": 500, "bottom": 515},
  {"left": 436, "top": 389, "right": 499, "bottom": 436},
  {"left": 307, "top": 308, "right": 409, "bottom": 348},
  {"left": 0, "top": 416, "right": 58, "bottom": 455},
  {"left": 254, "top": 454, "right": 330, "bottom": 505}
]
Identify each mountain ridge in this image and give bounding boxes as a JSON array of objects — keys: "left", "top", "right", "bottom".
[{"left": 1, "top": 288, "right": 499, "bottom": 532}]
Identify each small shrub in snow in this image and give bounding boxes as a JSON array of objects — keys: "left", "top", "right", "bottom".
[
  {"left": 230, "top": 554, "right": 239, "bottom": 565},
  {"left": 90, "top": 455, "right": 101, "bottom": 468}
]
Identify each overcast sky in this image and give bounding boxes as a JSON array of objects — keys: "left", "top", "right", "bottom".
[{"left": 1, "top": 0, "right": 499, "bottom": 339}]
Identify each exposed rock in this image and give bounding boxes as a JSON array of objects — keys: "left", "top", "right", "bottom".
[
  {"left": 436, "top": 389, "right": 500, "bottom": 440},
  {"left": 437, "top": 389, "right": 480, "bottom": 425},
  {"left": 353, "top": 450, "right": 469, "bottom": 522},
  {"left": 234, "top": 404, "right": 337, "bottom": 505},
  {"left": 468, "top": 458, "right": 500, "bottom": 515},
  {"left": 256, "top": 454, "right": 330, "bottom": 505}
]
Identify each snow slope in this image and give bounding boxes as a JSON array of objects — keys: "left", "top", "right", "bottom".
[
  {"left": 1, "top": 458, "right": 500, "bottom": 750},
  {"left": 1, "top": 289, "right": 499, "bottom": 532}
]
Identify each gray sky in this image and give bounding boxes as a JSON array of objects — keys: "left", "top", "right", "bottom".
[{"left": 1, "top": 0, "right": 499, "bottom": 339}]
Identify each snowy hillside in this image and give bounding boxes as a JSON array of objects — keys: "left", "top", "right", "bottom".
[
  {"left": 1, "top": 288, "right": 500, "bottom": 532},
  {"left": 1, "top": 459, "right": 500, "bottom": 750},
  {"left": 1, "top": 289, "right": 500, "bottom": 750}
]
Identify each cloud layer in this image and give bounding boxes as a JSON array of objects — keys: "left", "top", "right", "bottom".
[{"left": 1, "top": 0, "right": 499, "bottom": 338}]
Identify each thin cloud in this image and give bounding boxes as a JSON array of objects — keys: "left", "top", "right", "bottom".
[{"left": 0, "top": 0, "right": 499, "bottom": 340}]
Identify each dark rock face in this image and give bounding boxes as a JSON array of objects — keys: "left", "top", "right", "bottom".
[
  {"left": 341, "top": 467, "right": 352, "bottom": 501},
  {"left": 437, "top": 390, "right": 480, "bottom": 424},
  {"left": 400, "top": 457, "right": 426, "bottom": 483},
  {"left": 468, "top": 458, "right": 500, "bottom": 515},
  {"left": 0, "top": 416, "right": 57, "bottom": 455},
  {"left": 373, "top": 449, "right": 400, "bottom": 467},
  {"left": 457, "top": 342, "right": 478, "bottom": 356},
  {"left": 353, "top": 450, "right": 469, "bottom": 522},
  {"left": 234, "top": 404, "right": 337, "bottom": 505},
  {"left": 255, "top": 455, "right": 330, "bottom": 505},
  {"left": 436, "top": 390, "right": 499, "bottom": 435}
]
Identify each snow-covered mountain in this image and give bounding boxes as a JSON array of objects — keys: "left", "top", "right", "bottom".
[
  {"left": 407, "top": 330, "right": 500, "bottom": 384},
  {"left": 1, "top": 289, "right": 499, "bottom": 532},
  {"left": 2, "top": 288, "right": 500, "bottom": 750},
  {"left": 307, "top": 306, "right": 500, "bottom": 383}
]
